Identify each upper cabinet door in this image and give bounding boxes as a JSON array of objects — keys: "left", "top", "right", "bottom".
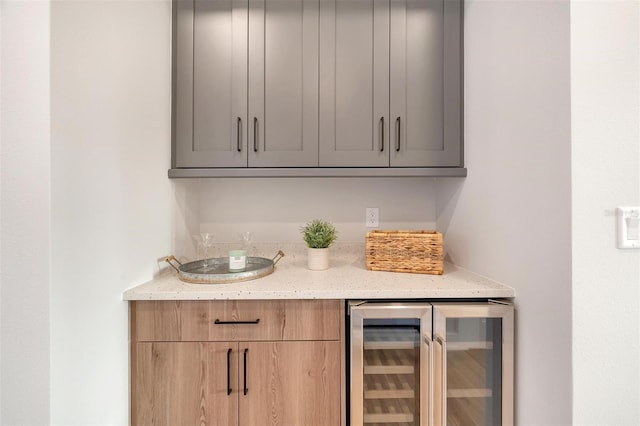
[
  {"left": 390, "top": 0, "right": 462, "bottom": 167},
  {"left": 248, "top": 0, "right": 319, "bottom": 167},
  {"left": 319, "top": 0, "right": 390, "bottom": 167},
  {"left": 175, "top": 0, "right": 248, "bottom": 168}
]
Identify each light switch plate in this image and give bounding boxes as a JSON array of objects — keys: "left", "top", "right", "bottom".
[{"left": 617, "top": 206, "right": 640, "bottom": 249}]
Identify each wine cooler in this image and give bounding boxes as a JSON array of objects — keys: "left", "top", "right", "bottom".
[{"left": 349, "top": 301, "right": 513, "bottom": 426}]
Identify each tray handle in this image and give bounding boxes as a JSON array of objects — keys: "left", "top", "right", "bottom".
[
  {"left": 272, "top": 250, "right": 285, "bottom": 265},
  {"left": 164, "top": 255, "right": 183, "bottom": 272}
]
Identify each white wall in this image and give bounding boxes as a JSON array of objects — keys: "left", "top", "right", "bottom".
[
  {"left": 47, "top": 2, "right": 439, "bottom": 423},
  {"left": 170, "top": 177, "right": 438, "bottom": 261},
  {"left": 437, "top": 0, "right": 572, "bottom": 424},
  {"left": 50, "top": 1, "right": 174, "bottom": 424},
  {"left": 571, "top": 1, "right": 640, "bottom": 424},
  {"left": 195, "top": 177, "right": 437, "bottom": 245},
  {"left": 9, "top": 0, "right": 637, "bottom": 424},
  {"left": 0, "top": 1, "right": 51, "bottom": 424}
]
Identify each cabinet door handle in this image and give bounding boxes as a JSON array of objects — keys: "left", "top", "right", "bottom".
[
  {"left": 253, "top": 117, "right": 258, "bottom": 152},
  {"left": 243, "top": 348, "right": 249, "bottom": 395},
  {"left": 380, "top": 117, "right": 385, "bottom": 152},
  {"left": 236, "top": 117, "right": 242, "bottom": 152},
  {"left": 214, "top": 318, "right": 261, "bottom": 325},
  {"left": 226, "top": 348, "right": 232, "bottom": 396},
  {"left": 395, "top": 116, "right": 401, "bottom": 152},
  {"left": 435, "top": 335, "right": 447, "bottom": 423},
  {"left": 422, "top": 336, "right": 433, "bottom": 426}
]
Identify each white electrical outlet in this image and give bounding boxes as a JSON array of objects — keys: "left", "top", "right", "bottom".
[
  {"left": 366, "top": 208, "right": 379, "bottom": 228},
  {"left": 617, "top": 206, "right": 640, "bottom": 249}
]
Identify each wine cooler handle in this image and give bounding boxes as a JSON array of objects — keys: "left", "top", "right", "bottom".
[
  {"left": 435, "top": 335, "right": 447, "bottom": 424},
  {"left": 422, "top": 335, "right": 433, "bottom": 426}
]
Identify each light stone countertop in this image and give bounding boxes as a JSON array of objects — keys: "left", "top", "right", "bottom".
[{"left": 123, "top": 242, "right": 515, "bottom": 301}]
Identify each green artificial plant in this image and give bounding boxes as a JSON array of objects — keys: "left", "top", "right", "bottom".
[{"left": 301, "top": 219, "right": 337, "bottom": 249}]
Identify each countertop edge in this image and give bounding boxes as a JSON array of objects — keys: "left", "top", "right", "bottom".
[
  {"left": 123, "top": 291, "right": 515, "bottom": 301},
  {"left": 122, "top": 261, "right": 516, "bottom": 301}
]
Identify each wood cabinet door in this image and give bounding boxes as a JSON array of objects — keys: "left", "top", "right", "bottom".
[
  {"left": 319, "top": 0, "right": 390, "bottom": 167},
  {"left": 390, "top": 0, "right": 462, "bottom": 167},
  {"left": 248, "top": 0, "right": 319, "bottom": 167},
  {"left": 175, "top": 0, "right": 248, "bottom": 168},
  {"left": 239, "top": 341, "right": 341, "bottom": 426},
  {"left": 132, "top": 342, "right": 239, "bottom": 425}
]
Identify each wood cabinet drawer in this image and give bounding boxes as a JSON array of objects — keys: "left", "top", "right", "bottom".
[{"left": 131, "top": 299, "right": 341, "bottom": 342}]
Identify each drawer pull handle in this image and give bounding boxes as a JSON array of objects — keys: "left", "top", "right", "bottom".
[
  {"left": 226, "top": 348, "right": 232, "bottom": 396},
  {"left": 243, "top": 348, "right": 249, "bottom": 396},
  {"left": 214, "top": 319, "right": 261, "bottom": 325}
]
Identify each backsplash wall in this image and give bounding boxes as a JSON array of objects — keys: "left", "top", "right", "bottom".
[{"left": 172, "top": 177, "right": 437, "bottom": 258}]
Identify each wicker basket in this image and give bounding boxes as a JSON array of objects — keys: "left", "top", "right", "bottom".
[{"left": 365, "top": 230, "right": 444, "bottom": 275}]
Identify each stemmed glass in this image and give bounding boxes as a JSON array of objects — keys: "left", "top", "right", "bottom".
[{"left": 193, "top": 233, "right": 215, "bottom": 267}]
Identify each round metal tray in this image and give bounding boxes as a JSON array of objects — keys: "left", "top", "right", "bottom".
[{"left": 165, "top": 251, "right": 284, "bottom": 284}]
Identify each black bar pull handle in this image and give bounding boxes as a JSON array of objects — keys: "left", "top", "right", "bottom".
[
  {"left": 236, "top": 117, "right": 242, "bottom": 152},
  {"left": 214, "top": 318, "right": 261, "bottom": 325},
  {"left": 253, "top": 117, "right": 258, "bottom": 152},
  {"left": 395, "top": 116, "right": 401, "bottom": 152},
  {"left": 226, "top": 348, "right": 232, "bottom": 396},
  {"left": 380, "top": 117, "right": 385, "bottom": 152},
  {"left": 243, "top": 348, "right": 249, "bottom": 396}
]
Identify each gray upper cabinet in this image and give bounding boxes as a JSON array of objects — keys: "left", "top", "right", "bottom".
[
  {"left": 390, "top": 0, "right": 462, "bottom": 167},
  {"left": 320, "top": 0, "right": 462, "bottom": 168},
  {"left": 319, "top": 0, "right": 389, "bottom": 167},
  {"left": 174, "top": 0, "right": 319, "bottom": 169},
  {"left": 171, "top": 0, "right": 464, "bottom": 177},
  {"left": 174, "top": 0, "right": 248, "bottom": 168},
  {"left": 248, "top": 0, "right": 319, "bottom": 167}
]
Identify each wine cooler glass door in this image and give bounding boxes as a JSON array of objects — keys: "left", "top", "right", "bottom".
[
  {"left": 432, "top": 302, "right": 514, "bottom": 426},
  {"left": 350, "top": 303, "right": 433, "bottom": 426}
]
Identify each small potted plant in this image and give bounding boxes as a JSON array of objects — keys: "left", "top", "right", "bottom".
[{"left": 301, "top": 219, "right": 337, "bottom": 270}]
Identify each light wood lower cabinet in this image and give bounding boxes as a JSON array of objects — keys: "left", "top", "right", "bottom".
[
  {"left": 239, "top": 341, "right": 340, "bottom": 426},
  {"left": 133, "top": 342, "right": 238, "bottom": 425},
  {"left": 130, "top": 300, "right": 342, "bottom": 426}
]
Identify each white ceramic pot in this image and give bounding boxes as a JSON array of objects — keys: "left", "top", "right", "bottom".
[{"left": 307, "top": 247, "right": 329, "bottom": 271}]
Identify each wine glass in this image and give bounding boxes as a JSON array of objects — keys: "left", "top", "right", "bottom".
[{"left": 193, "top": 233, "right": 215, "bottom": 265}]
